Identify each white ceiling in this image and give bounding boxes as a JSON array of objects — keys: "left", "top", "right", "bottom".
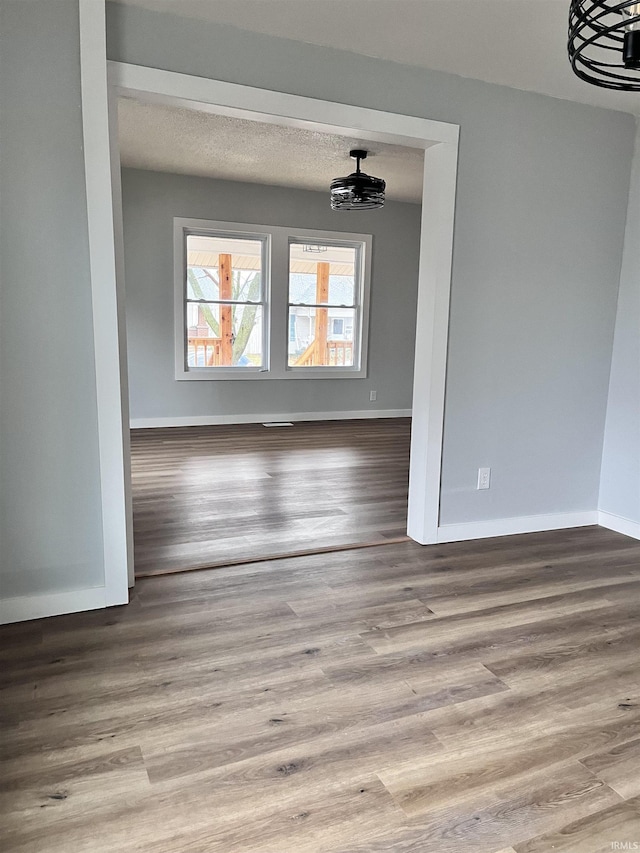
[
  {"left": 117, "top": 97, "right": 426, "bottom": 203},
  {"left": 114, "top": 0, "right": 640, "bottom": 115}
]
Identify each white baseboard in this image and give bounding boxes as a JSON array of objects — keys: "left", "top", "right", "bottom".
[
  {"left": 130, "top": 409, "right": 412, "bottom": 429},
  {"left": 598, "top": 510, "right": 640, "bottom": 540},
  {"left": 0, "top": 586, "right": 111, "bottom": 625},
  {"left": 3, "top": 509, "right": 635, "bottom": 624},
  {"left": 436, "top": 511, "right": 599, "bottom": 544}
]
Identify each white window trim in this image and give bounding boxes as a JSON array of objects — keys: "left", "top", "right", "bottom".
[
  {"left": 174, "top": 219, "right": 272, "bottom": 380},
  {"left": 174, "top": 217, "right": 372, "bottom": 381}
]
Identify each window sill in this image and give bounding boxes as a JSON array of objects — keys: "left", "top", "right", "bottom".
[{"left": 175, "top": 367, "right": 367, "bottom": 381}]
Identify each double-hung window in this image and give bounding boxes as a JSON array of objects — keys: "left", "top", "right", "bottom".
[
  {"left": 178, "top": 228, "right": 269, "bottom": 377},
  {"left": 287, "top": 240, "right": 362, "bottom": 371},
  {"left": 175, "top": 219, "right": 371, "bottom": 380}
]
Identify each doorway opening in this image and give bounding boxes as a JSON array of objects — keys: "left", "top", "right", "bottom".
[
  {"left": 86, "top": 55, "right": 458, "bottom": 595},
  {"left": 114, "top": 89, "right": 436, "bottom": 577}
]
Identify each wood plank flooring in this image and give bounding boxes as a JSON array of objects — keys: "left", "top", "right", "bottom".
[
  {"left": 130, "top": 418, "right": 411, "bottom": 577},
  {"left": 2, "top": 526, "right": 640, "bottom": 851}
]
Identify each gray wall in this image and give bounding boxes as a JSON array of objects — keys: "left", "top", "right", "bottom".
[
  {"left": 122, "top": 168, "right": 421, "bottom": 421},
  {"left": 108, "top": 3, "right": 634, "bottom": 526},
  {"left": 600, "top": 129, "right": 640, "bottom": 525},
  {"left": 0, "top": 0, "right": 105, "bottom": 599}
]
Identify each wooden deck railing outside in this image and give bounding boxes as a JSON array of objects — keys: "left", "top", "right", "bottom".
[
  {"left": 189, "top": 336, "right": 353, "bottom": 367},
  {"left": 293, "top": 339, "right": 354, "bottom": 367},
  {"left": 188, "top": 337, "right": 223, "bottom": 366}
]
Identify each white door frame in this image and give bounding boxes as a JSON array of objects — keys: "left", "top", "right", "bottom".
[{"left": 79, "top": 0, "right": 459, "bottom": 610}]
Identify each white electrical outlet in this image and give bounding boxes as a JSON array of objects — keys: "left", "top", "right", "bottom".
[
  {"left": 477, "top": 467, "right": 491, "bottom": 490},
  {"left": 369, "top": 390, "right": 377, "bottom": 402}
]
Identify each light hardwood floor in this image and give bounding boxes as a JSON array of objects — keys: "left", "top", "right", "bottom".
[
  {"left": 130, "top": 419, "right": 411, "bottom": 577},
  {"left": 2, "top": 526, "right": 640, "bottom": 851}
]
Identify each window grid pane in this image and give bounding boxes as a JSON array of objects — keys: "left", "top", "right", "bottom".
[
  {"left": 287, "top": 307, "right": 357, "bottom": 367},
  {"left": 288, "top": 242, "right": 359, "bottom": 308},
  {"left": 186, "top": 302, "right": 264, "bottom": 368}
]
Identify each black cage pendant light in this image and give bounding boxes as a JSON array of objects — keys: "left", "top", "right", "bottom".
[
  {"left": 569, "top": 0, "right": 640, "bottom": 89},
  {"left": 330, "top": 150, "right": 386, "bottom": 211}
]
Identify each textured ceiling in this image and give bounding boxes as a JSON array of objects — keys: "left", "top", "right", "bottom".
[
  {"left": 114, "top": 0, "right": 640, "bottom": 115},
  {"left": 117, "top": 98, "right": 426, "bottom": 203}
]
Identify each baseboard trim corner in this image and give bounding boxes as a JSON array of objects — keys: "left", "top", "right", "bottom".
[
  {"left": 130, "top": 409, "right": 412, "bottom": 429},
  {"left": 436, "top": 510, "right": 599, "bottom": 544},
  {"left": 0, "top": 586, "right": 110, "bottom": 625},
  {"left": 598, "top": 510, "right": 640, "bottom": 540}
]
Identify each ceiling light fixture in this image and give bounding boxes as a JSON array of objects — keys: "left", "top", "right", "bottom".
[
  {"left": 330, "top": 149, "right": 386, "bottom": 211},
  {"left": 569, "top": 0, "right": 640, "bottom": 89}
]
